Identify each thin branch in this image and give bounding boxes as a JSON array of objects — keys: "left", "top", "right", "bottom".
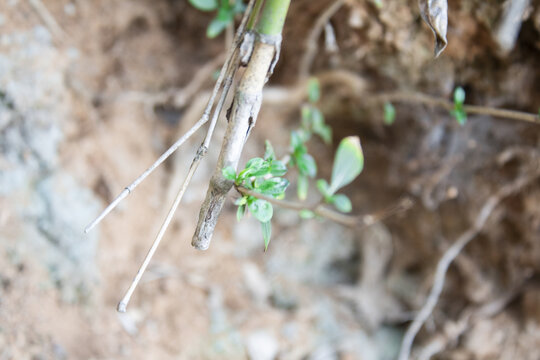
[
  {"left": 397, "top": 171, "right": 540, "bottom": 360},
  {"left": 367, "top": 91, "right": 540, "bottom": 125},
  {"left": 113, "top": 0, "right": 258, "bottom": 311},
  {"left": 236, "top": 186, "right": 413, "bottom": 228},
  {"left": 28, "top": 0, "right": 68, "bottom": 43},
  {"left": 298, "top": 0, "right": 346, "bottom": 81},
  {"left": 84, "top": 0, "right": 257, "bottom": 234}
]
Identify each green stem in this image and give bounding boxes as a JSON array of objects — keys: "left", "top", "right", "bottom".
[
  {"left": 256, "top": 0, "right": 291, "bottom": 35},
  {"left": 247, "top": 0, "right": 264, "bottom": 30}
]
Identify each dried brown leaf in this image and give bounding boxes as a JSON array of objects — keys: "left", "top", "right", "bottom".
[{"left": 419, "top": 0, "right": 448, "bottom": 57}]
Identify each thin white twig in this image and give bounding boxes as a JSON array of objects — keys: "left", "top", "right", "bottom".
[
  {"left": 114, "top": 0, "right": 258, "bottom": 311},
  {"left": 398, "top": 172, "right": 540, "bottom": 360},
  {"left": 84, "top": 0, "right": 257, "bottom": 234},
  {"left": 28, "top": 0, "right": 68, "bottom": 43}
]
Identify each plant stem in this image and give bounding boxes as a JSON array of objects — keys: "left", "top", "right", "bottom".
[
  {"left": 236, "top": 186, "right": 413, "bottom": 229},
  {"left": 256, "top": 0, "right": 290, "bottom": 35},
  {"left": 192, "top": 0, "right": 291, "bottom": 250},
  {"left": 247, "top": 0, "right": 264, "bottom": 30}
]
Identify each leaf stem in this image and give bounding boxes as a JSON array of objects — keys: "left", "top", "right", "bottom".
[{"left": 236, "top": 186, "right": 413, "bottom": 228}]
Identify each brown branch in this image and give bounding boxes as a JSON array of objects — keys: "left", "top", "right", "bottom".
[
  {"left": 366, "top": 91, "right": 540, "bottom": 125},
  {"left": 397, "top": 170, "right": 540, "bottom": 360},
  {"left": 236, "top": 186, "right": 413, "bottom": 228}
]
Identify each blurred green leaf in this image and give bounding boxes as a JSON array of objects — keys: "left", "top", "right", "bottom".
[
  {"left": 207, "top": 17, "right": 229, "bottom": 38},
  {"left": 330, "top": 136, "right": 364, "bottom": 193},
  {"left": 269, "top": 160, "right": 287, "bottom": 177},
  {"left": 297, "top": 153, "right": 317, "bottom": 178},
  {"left": 256, "top": 178, "right": 289, "bottom": 197},
  {"left": 222, "top": 166, "right": 237, "bottom": 181},
  {"left": 237, "top": 204, "right": 246, "bottom": 221},
  {"left": 264, "top": 140, "right": 275, "bottom": 161},
  {"left": 383, "top": 102, "right": 396, "bottom": 125},
  {"left": 189, "top": 0, "right": 218, "bottom": 11},
  {"left": 316, "top": 179, "right": 331, "bottom": 200},
  {"left": 297, "top": 174, "right": 308, "bottom": 201},
  {"left": 261, "top": 221, "right": 271, "bottom": 251},
  {"left": 332, "top": 194, "right": 352, "bottom": 213},
  {"left": 299, "top": 209, "right": 315, "bottom": 219},
  {"left": 248, "top": 199, "right": 273, "bottom": 223},
  {"left": 454, "top": 86, "right": 466, "bottom": 105},
  {"left": 307, "top": 77, "right": 320, "bottom": 103}
]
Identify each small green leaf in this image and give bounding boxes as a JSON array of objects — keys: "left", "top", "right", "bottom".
[
  {"left": 297, "top": 174, "right": 308, "bottom": 201},
  {"left": 189, "top": 0, "right": 218, "bottom": 11},
  {"left": 222, "top": 166, "right": 236, "bottom": 181},
  {"left": 307, "top": 77, "right": 320, "bottom": 103},
  {"left": 269, "top": 160, "right": 287, "bottom": 177},
  {"left": 299, "top": 209, "right": 315, "bottom": 219},
  {"left": 383, "top": 102, "right": 396, "bottom": 125},
  {"left": 207, "top": 17, "right": 229, "bottom": 38},
  {"left": 453, "top": 109, "right": 467, "bottom": 125},
  {"left": 332, "top": 194, "right": 352, "bottom": 213},
  {"left": 239, "top": 157, "right": 270, "bottom": 178},
  {"left": 264, "top": 140, "right": 275, "bottom": 161},
  {"left": 248, "top": 199, "right": 273, "bottom": 223},
  {"left": 261, "top": 221, "right": 271, "bottom": 251},
  {"left": 330, "top": 136, "right": 364, "bottom": 193},
  {"left": 316, "top": 179, "right": 331, "bottom": 199},
  {"left": 454, "top": 87, "right": 466, "bottom": 105},
  {"left": 234, "top": 196, "right": 247, "bottom": 206},
  {"left": 237, "top": 204, "right": 246, "bottom": 221},
  {"left": 291, "top": 130, "right": 305, "bottom": 151},
  {"left": 297, "top": 153, "right": 317, "bottom": 178},
  {"left": 232, "top": 0, "right": 246, "bottom": 14},
  {"left": 256, "top": 178, "right": 289, "bottom": 196},
  {"left": 301, "top": 105, "right": 312, "bottom": 129}
]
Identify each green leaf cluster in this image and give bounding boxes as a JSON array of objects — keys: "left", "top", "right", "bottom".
[
  {"left": 451, "top": 86, "right": 467, "bottom": 125},
  {"left": 222, "top": 141, "right": 289, "bottom": 251},
  {"left": 316, "top": 136, "right": 364, "bottom": 213},
  {"left": 383, "top": 102, "right": 396, "bottom": 125},
  {"left": 189, "top": 0, "right": 245, "bottom": 38}
]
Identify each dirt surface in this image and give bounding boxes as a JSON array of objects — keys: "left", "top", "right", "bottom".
[{"left": 1, "top": 0, "right": 540, "bottom": 359}]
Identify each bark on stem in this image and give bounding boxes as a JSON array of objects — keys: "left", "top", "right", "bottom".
[{"left": 192, "top": 41, "right": 276, "bottom": 250}]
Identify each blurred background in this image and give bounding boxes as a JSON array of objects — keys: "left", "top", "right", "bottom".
[{"left": 1, "top": 0, "right": 539, "bottom": 359}]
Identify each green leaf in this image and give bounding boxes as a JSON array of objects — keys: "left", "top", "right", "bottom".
[
  {"left": 383, "top": 102, "right": 396, "bottom": 125},
  {"left": 261, "top": 221, "right": 271, "bottom": 251},
  {"left": 207, "top": 17, "right": 229, "bottom": 38},
  {"left": 452, "top": 109, "right": 467, "bottom": 126},
  {"left": 269, "top": 160, "right": 287, "bottom": 177},
  {"left": 330, "top": 136, "right": 364, "bottom": 193},
  {"left": 454, "top": 87, "right": 466, "bottom": 105},
  {"left": 237, "top": 204, "right": 246, "bottom": 221},
  {"left": 222, "top": 166, "right": 237, "bottom": 181},
  {"left": 299, "top": 209, "right": 315, "bottom": 219},
  {"left": 248, "top": 199, "right": 273, "bottom": 223},
  {"left": 232, "top": 0, "right": 246, "bottom": 14},
  {"left": 239, "top": 157, "right": 270, "bottom": 179},
  {"left": 332, "top": 194, "right": 352, "bottom": 213},
  {"left": 307, "top": 77, "right": 320, "bottom": 103},
  {"left": 264, "top": 140, "right": 275, "bottom": 161},
  {"left": 301, "top": 105, "right": 312, "bottom": 129},
  {"left": 316, "top": 179, "right": 331, "bottom": 199},
  {"left": 291, "top": 130, "right": 305, "bottom": 151},
  {"left": 297, "top": 174, "right": 309, "bottom": 201},
  {"left": 256, "top": 178, "right": 289, "bottom": 197},
  {"left": 189, "top": 0, "right": 218, "bottom": 11},
  {"left": 297, "top": 153, "right": 317, "bottom": 178}
]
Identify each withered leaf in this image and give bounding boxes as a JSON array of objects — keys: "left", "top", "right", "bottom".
[{"left": 419, "top": 0, "right": 448, "bottom": 57}]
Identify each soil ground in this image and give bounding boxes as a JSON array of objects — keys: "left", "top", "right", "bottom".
[{"left": 1, "top": 1, "right": 539, "bottom": 359}]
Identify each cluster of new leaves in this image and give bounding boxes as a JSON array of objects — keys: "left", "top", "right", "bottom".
[
  {"left": 225, "top": 79, "right": 364, "bottom": 251},
  {"left": 290, "top": 78, "right": 332, "bottom": 200},
  {"left": 189, "top": 0, "right": 245, "bottom": 38},
  {"left": 222, "top": 142, "right": 289, "bottom": 251},
  {"left": 451, "top": 86, "right": 467, "bottom": 125}
]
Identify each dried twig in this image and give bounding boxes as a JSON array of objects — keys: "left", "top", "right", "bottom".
[
  {"left": 366, "top": 91, "right": 540, "bottom": 125},
  {"left": 236, "top": 186, "right": 413, "bottom": 229},
  {"left": 28, "top": 0, "right": 68, "bottom": 43},
  {"left": 113, "top": 0, "right": 258, "bottom": 312},
  {"left": 298, "top": 0, "right": 346, "bottom": 80},
  {"left": 397, "top": 170, "right": 540, "bottom": 360}
]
